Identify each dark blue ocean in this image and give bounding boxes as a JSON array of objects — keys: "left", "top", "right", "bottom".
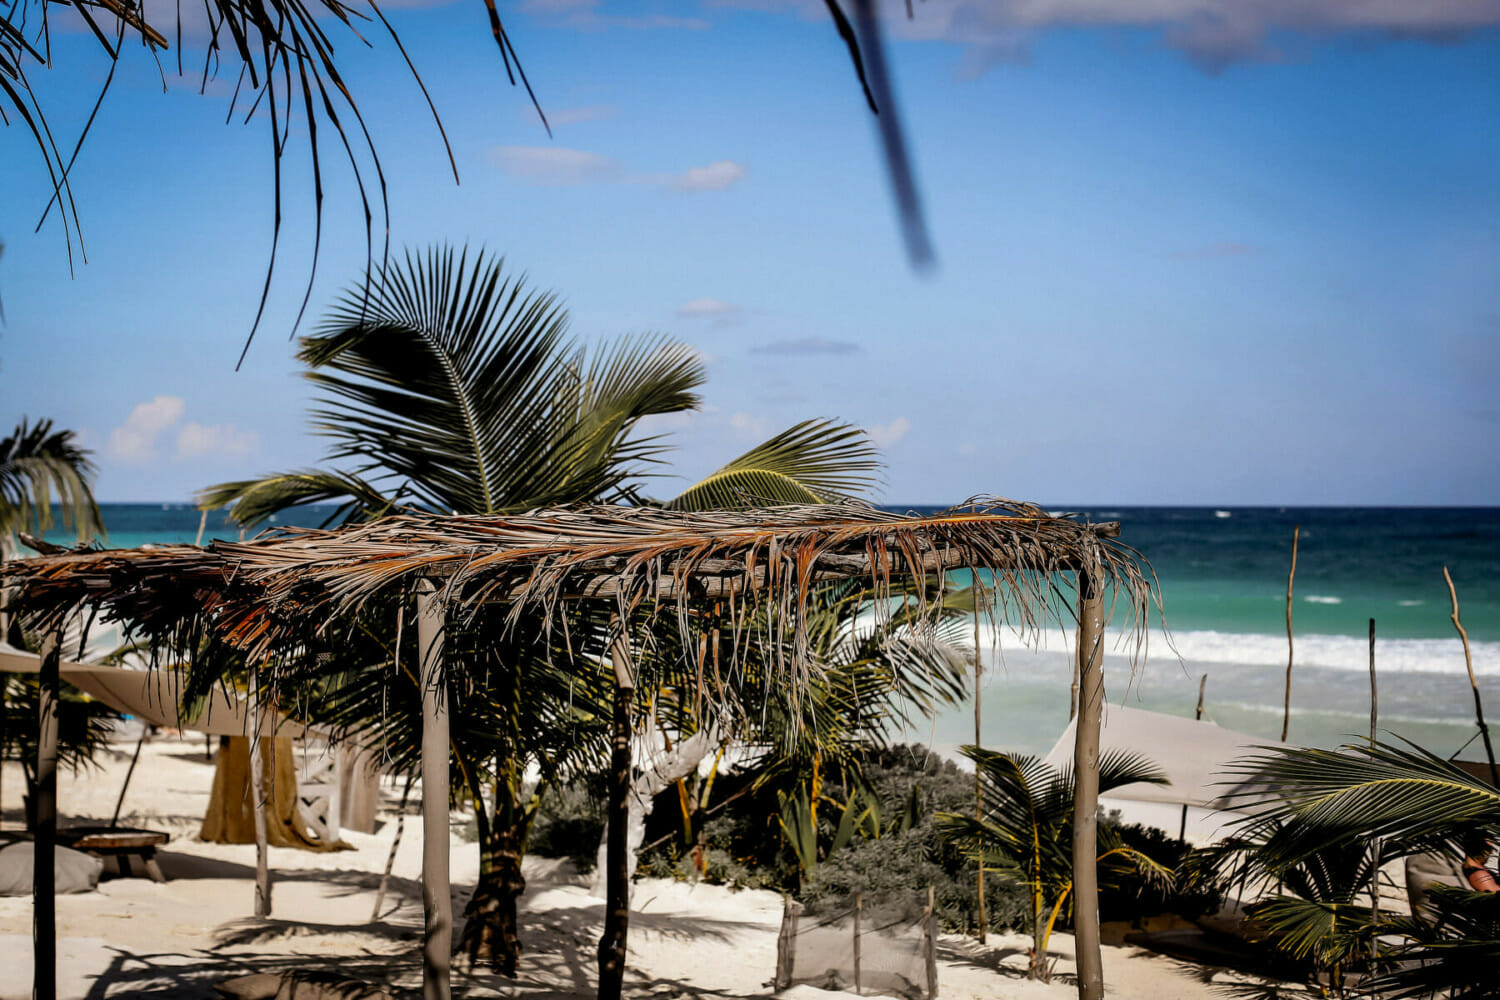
[{"left": 37, "top": 504, "right": 1500, "bottom": 759}]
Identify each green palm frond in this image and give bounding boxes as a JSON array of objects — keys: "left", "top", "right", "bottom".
[
  {"left": 1250, "top": 894, "right": 1375, "bottom": 966},
  {"left": 0, "top": 418, "right": 103, "bottom": 549},
  {"left": 666, "top": 419, "right": 880, "bottom": 510},
  {"left": 549, "top": 333, "right": 705, "bottom": 493},
  {"left": 198, "top": 469, "right": 406, "bottom": 529},
  {"left": 716, "top": 579, "right": 969, "bottom": 772},
  {"left": 1372, "top": 887, "right": 1500, "bottom": 1000},
  {"left": 303, "top": 247, "right": 576, "bottom": 514},
  {"left": 1226, "top": 739, "right": 1500, "bottom": 854}
]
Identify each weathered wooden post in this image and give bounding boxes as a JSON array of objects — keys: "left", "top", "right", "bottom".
[
  {"left": 1178, "top": 673, "right": 1207, "bottom": 841},
  {"left": 34, "top": 630, "right": 61, "bottom": 1000},
  {"left": 853, "top": 889, "right": 863, "bottom": 994},
  {"left": 1071, "top": 569, "right": 1105, "bottom": 1000},
  {"left": 1282, "top": 525, "right": 1299, "bottom": 742},
  {"left": 972, "top": 582, "right": 987, "bottom": 942},
  {"left": 248, "top": 664, "right": 272, "bottom": 917},
  {"left": 598, "top": 618, "right": 636, "bottom": 1000},
  {"left": 416, "top": 579, "right": 451, "bottom": 1000}
]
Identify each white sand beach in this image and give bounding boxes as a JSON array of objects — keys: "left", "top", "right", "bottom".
[{"left": 1, "top": 739, "right": 1273, "bottom": 1000}]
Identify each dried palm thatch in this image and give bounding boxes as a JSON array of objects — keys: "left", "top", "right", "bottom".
[
  {"left": 4, "top": 496, "right": 1153, "bottom": 710},
  {"left": 6, "top": 496, "right": 1153, "bottom": 1000}
]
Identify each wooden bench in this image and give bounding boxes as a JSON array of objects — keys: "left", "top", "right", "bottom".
[{"left": 57, "top": 826, "right": 170, "bottom": 882}]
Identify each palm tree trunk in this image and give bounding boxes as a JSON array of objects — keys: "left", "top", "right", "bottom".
[
  {"left": 459, "top": 791, "right": 527, "bottom": 976},
  {"left": 417, "top": 580, "right": 451, "bottom": 1000},
  {"left": 1070, "top": 570, "right": 1105, "bottom": 1000},
  {"left": 598, "top": 622, "right": 635, "bottom": 1000},
  {"left": 33, "top": 631, "right": 60, "bottom": 1000}
]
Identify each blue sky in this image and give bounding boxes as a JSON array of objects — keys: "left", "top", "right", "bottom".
[{"left": 2, "top": 0, "right": 1497, "bottom": 506}]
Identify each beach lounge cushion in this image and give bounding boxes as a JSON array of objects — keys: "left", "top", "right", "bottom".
[
  {"left": 0, "top": 841, "right": 103, "bottom": 896},
  {"left": 1405, "top": 852, "right": 1466, "bottom": 921},
  {"left": 216, "top": 972, "right": 391, "bottom": 1000},
  {"left": 215, "top": 974, "right": 284, "bottom": 1000}
]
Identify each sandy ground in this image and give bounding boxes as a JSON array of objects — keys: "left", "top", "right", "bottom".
[{"left": 1, "top": 739, "right": 1276, "bottom": 999}]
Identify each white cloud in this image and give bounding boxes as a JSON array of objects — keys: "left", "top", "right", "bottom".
[
  {"left": 522, "top": 0, "right": 709, "bottom": 30},
  {"left": 547, "top": 104, "right": 618, "bottom": 126},
  {"left": 488, "top": 145, "right": 624, "bottom": 185},
  {"left": 108, "top": 395, "right": 185, "bottom": 462},
  {"left": 176, "top": 422, "right": 259, "bottom": 460},
  {"left": 490, "top": 148, "right": 747, "bottom": 193},
  {"left": 864, "top": 417, "right": 911, "bottom": 449},
  {"left": 717, "top": 0, "right": 1500, "bottom": 73},
  {"left": 676, "top": 297, "right": 743, "bottom": 319},
  {"left": 729, "top": 411, "right": 773, "bottom": 439},
  {"left": 752, "top": 337, "right": 860, "bottom": 355},
  {"left": 106, "top": 395, "right": 260, "bottom": 466},
  {"left": 671, "top": 160, "right": 747, "bottom": 192}
]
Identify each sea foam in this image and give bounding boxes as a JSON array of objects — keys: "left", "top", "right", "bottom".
[
  {"left": 973, "top": 624, "right": 1498, "bottom": 677},
  {"left": 1138, "top": 628, "right": 1498, "bottom": 677}
]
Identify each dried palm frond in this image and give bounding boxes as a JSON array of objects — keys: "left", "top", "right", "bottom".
[{"left": 4, "top": 497, "right": 1154, "bottom": 723}]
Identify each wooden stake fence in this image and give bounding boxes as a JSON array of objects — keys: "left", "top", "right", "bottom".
[{"left": 1281, "top": 525, "right": 1299, "bottom": 742}]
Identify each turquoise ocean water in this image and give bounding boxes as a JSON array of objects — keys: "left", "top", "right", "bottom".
[{"left": 36, "top": 504, "right": 1500, "bottom": 761}]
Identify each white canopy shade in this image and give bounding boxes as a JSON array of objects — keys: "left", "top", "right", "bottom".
[
  {"left": 1, "top": 641, "right": 319, "bottom": 738},
  {"left": 1041, "top": 704, "right": 1274, "bottom": 842}
]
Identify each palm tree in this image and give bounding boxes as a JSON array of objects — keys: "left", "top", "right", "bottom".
[
  {"left": 1220, "top": 738, "right": 1500, "bottom": 997},
  {"left": 198, "top": 245, "right": 883, "bottom": 974},
  {"left": 936, "top": 747, "right": 1170, "bottom": 981},
  {"left": 0, "top": 418, "right": 103, "bottom": 560}
]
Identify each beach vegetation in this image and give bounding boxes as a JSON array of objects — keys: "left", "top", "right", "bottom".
[
  {"left": 935, "top": 746, "right": 1172, "bottom": 981},
  {"left": 0, "top": 652, "right": 121, "bottom": 830},
  {"left": 1215, "top": 738, "right": 1500, "bottom": 997},
  {"left": 739, "top": 582, "right": 972, "bottom": 889},
  {"left": 197, "top": 245, "right": 883, "bottom": 975},
  {"left": 0, "top": 418, "right": 109, "bottom": 831},
  {"left": 0, "top": 418, "right": 103, "bottom": 560}
]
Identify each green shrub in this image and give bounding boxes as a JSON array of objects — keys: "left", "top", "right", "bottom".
[
  {"left": 528, "top": 781, "right": 607, "bottom": 874},
  {"left": 633, "top": 743, "right": 1034, "bottom": 934},
  {"left": 804, "top": 820, "right": 1030, "bottom": 933},
  {"left": 1098, "top": 823, "right": 1226, "bottom": 923}
]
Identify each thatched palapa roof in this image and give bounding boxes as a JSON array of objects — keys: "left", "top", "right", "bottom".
[{"left": 3, "top": 498, "right": 1153, "bottom": 684}]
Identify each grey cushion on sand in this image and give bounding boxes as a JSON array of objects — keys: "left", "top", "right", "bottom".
[
  {"left": 216, "top": 971, "right": 390, "bottom": 1000},
  {"left": 273, "top": 971, "right": 392, "bottom": 1000},
  {"left": 0, "top": 842, "right": 104, "bottom": 896},
  {"left": 214, "top": 974, "right": 284, "bottom": 1000},
  {"left": 1405, "top": 852, "right": 1466, "bottom": 921}
]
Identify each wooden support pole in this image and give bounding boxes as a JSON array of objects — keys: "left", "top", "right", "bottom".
[
  {"left": 417, "top": 580, "right": 452, "bottom": 1000},
  {"left": 925, "top": 884, "right": 937, "bottom": 1000},
  {"left": 34, "top": 630, "right": 61, "bottom": 1000},
  {"left": 1179, "top": 674, "right": 1207, "bottom": 841},
  {"left": 598, "top": 617, "right": 636, "bottom": 1000},
  {"left": 973, "top": 580, "right": 987, "bottom": 943},
  {"left": 248, "top": 664, "right": 271, "bottom": 918},
  {"left": 853, "top": 889, "right": 863, "bottom": 995},
  {"left": 1281, "top": 525, "right": 1299, "bottom": 743},
  {"left": 1071, "top": 570, "right": 1105, "bottom": 1000},
  {"left": 1368, "top": 619, "right": 1378, "bottom": 745}
]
